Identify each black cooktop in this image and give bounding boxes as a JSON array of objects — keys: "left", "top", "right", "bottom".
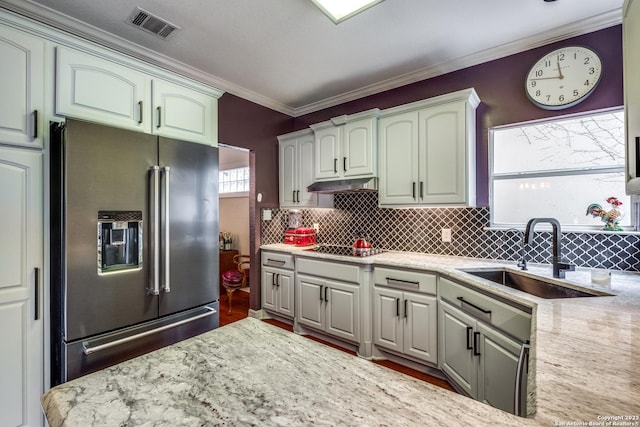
[{"left": 305, "top": 245, "right": 385, "bottom": 257}]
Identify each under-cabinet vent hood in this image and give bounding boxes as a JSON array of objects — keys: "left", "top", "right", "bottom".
[{"left": 307, "top": 177, "right": 378, "bottom": 193}]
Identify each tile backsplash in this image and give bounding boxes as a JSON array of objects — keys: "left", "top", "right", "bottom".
[{"left": 261, "top": 192, "right": 640, "bottom": 272}]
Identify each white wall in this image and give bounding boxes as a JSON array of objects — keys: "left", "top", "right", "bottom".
[
  {"left": 219, "top": 145, "right": 250, "bottom": 255},
  {"left": 220, "top": 196, "right": 250, "bottom": 255}
]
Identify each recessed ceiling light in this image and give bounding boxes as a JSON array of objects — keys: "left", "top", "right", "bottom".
[{"left": 311, "top": 0, "right": 385, "bottom": 24}]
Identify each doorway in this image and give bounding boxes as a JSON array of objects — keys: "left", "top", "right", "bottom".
[{"left": 218, "top": 144, "right": 251, "bottom": 325}]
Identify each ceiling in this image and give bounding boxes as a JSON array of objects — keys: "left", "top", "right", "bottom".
[{"left": 0, "top": 0, "right": 624, "bottom": 116}]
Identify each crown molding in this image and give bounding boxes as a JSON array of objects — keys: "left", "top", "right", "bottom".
[
  {"left": 291, "top": 8, "right": 623, "bottom": 117},
  {"left": 0, "top": 0, "right": 296, "bottom": 116},
  {"left": 0, "top": 1, "right": 622, "bottom": 118}
]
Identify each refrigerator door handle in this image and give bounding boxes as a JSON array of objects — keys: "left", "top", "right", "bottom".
[
  {"left": 82, "top": 306, "right": 217, "bottom": 355},
  {"left": 162, "top": 166, "right": 171, "bottom": 293},
  {"left": 148, "top": 166, "right": 160, "bottom": 295}
]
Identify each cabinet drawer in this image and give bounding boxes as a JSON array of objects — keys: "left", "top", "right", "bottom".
[
  {"left": 261, "top": 251, "right": 294, "bottom": 270},
  {"left": 439, "top": 277, "right": 531, "bottom": 342},
  {"left": 297, "top": 258, "right": 361, "bottom": 284},
  {"left": 374, "top": 267, "right": 437, "bottom": 294}
]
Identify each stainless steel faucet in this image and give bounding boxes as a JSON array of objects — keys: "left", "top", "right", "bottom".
[{"left": 524, "top": 218, "right": 575, "bottom": 278}]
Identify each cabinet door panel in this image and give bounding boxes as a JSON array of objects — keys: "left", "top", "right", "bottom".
[
  {"left": 56, "top": 47, "right": 150, "bottom": 133},
  {"left": 477, "top": 323, "right": 522, "bottom": 414},
  {"left": 296, "top": 275, "right": 324, "bottom": 329},
  {"left": 0, "top": 147, "right": 43, "bottom": 427},
  {"left": 262, "top": 269, "right": 277, "bottom": 312},
  {"left": 279, "top": 140, "right": 297, "bottom": 206},
  {"left": 277, "top": 271, "right": 294, "bottom": 317},
  {"left": 343, "top": 118, "right": 375, "bottom": 178},
  {"left": 314, "top": 127, "right": 340, "bottom": 180},
  {"left": 373, "top": 287, "right": 402, "bottom": 352},
  {"left": 419, "top": 102, "right": 466, "bottom": 204},
  {"left": 404, "top": 293, "right": 438, "bottom": 364},
  {"left": 439, "top": 301, "right": 475, "bottom": 396},
  {"left": 325, "top": 280, "right": 360, "bottom": 343},
  {"left": 153, "top": 79, "right": 216, "bottom": 145},
  {"left": 0, "top": 26, "right": 44, "bottom": 147},
  {"left": 297, "top": 136, "right": 317, "bottom": 206},
  {"left": 378, "top": 112, "right": 419, "bottom": 205}
]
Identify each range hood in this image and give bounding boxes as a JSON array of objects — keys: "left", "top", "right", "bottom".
[{"left": 307, "top": 177, "right": 378, "bottom": 193}]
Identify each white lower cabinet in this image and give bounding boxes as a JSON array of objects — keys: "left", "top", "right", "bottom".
[
  {"left": 373, "top": 287, "right": 437, "bottom": 364},
  {"left": 261, "top": 251, "right": 295, "bottom": 319},
  {"left": 0, "top": 146, "right": 43, "bottom": 427},
  {"left": 295, "top": 258, "right": 361, "bottom": 344},
  {"left": 439, "top": 299, "right": 529, "bottom": 416}
]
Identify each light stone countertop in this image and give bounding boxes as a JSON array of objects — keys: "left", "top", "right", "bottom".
[{"left": 42, "top": 245, "right": 640, "bottom": 426}]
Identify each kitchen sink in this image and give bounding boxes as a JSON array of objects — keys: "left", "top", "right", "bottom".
[{"left": 460, "top": 269, "right": 613, "bottom": 299}]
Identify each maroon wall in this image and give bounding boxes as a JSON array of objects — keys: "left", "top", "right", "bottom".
[
  {"left": 218, "top": 93, "right": 293, "bottom": 207},
  {"left": 292, "top": 25, "right": 624, "bottom": 206}
]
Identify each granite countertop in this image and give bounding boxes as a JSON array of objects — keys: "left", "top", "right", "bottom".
[
  {"left": 42, "top": 318, "right": 523, "bottom": 426},
  {"left": 42, "top": 246, "right": 640, "bottom": 426},
  {"left": 262, "top": 244, "right": 640, "bottom": 425}
]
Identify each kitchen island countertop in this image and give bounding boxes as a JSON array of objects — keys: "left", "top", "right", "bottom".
[{"left": 42, "top": 246, "right": 640, "bottom": 426}]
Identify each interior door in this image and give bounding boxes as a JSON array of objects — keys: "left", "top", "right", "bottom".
[
  {"left": 158, "top": 137, "right": 218, "bottom": 316},
  {"left": 62, "top": 120, "right": 157, "bottom": 341}
]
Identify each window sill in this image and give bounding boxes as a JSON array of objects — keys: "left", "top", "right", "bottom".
[
  {"left": 220, "top": 192, "right": 249, "bottom": 199},
  {"left": 485, "top": 226, "right": 640, "bottom": 235}
]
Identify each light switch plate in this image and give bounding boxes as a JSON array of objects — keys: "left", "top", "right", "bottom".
[{"left": 262, "top": 209, "right": 272, "bottom": 221}]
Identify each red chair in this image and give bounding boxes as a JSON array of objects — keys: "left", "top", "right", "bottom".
[{"left": 221, "top": 254, "right": 250, "bottom": 314}]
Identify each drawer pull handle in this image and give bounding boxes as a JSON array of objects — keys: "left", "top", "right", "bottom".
[
  {"left": 334, "top": 158, "right": 338, "bottom": 173},
  {"left": 514, "top": 342, "right": 531, "bottom": 417},
  {"left": 386, "top": 277, "right": 419, "bottom": 286},
  {"left": 266, "top": 259, "right": 286, "bottom": 266},
  {"left": 457, "top": 296, "right": 492, "bottom": 315},
  {"left": 403, "top": 299, "right": 408, "bottom": 318},
  {"left": 320, "top": 285, "right": 324, "bottom": 301},
  {"left": 33, "top": 110, "right": 38, "bottom": 139},
  {"left": 396, "top": 298, "right": 400, "bottom": 317},
  {"left": 138, "top": 101, "right": 143, "bottom": 124},
  {"left": 466, "top": 326, "right": 473, "bottom": 350},
  {"left": 324, "top": 286, "right": 328, "bottom": 302},
  {"left": 343, "top": 157, "right": 347, "bottom": 172}
]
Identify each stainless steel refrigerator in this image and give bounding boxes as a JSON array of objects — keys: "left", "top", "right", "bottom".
[{"left": 50, "top": 119, "right": 219, "bottom": 385}]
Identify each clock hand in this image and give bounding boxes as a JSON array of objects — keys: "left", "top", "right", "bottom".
[
  {"left": 556, "top": 61, "right": 564, "bottom": 79},
  {"left": 529, "top": 76, "right": 561, "bottom": 81}
]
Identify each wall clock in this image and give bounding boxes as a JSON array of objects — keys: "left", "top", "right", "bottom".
[{"left": 525, "top": 46, "right": 602, "bottom": 110}]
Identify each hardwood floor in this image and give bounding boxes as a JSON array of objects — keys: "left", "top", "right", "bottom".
[
  {"left": 218, "top": 300, "right": 456, "bottom": 393},
  {"left": 218, "top": 289, "right": 250, "bottom": 327}
]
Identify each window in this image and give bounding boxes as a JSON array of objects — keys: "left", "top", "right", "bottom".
[
  {"left": 490, "top": 109, "right": 631, "bottom": 230},
  {"left": 219, "top": 166, "right": 249, "bottom": 195}
]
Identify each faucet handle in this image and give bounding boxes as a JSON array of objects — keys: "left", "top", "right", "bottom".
[{"left": 557, "top": 261, "right": 575, "bottom": 271}]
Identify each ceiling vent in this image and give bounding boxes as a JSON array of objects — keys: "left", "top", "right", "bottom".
[{"left": 127, "top": 7, "right": 180, "bottom": 39}]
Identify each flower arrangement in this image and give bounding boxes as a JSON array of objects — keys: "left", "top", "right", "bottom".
[{"left": 586, "top": 196, "right": 624, "bottom": 231}]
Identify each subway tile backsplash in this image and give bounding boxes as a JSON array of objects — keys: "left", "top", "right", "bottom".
[{"left": 261, "top": 192, "right": 640, "bottom": 272}]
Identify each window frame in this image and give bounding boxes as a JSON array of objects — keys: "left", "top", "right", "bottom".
[
  {"left": 488, "top": 106, "right": 634, "bottom": 232},
  {"left": 219, "top": 165, "right": 250, "bottom": 198}
]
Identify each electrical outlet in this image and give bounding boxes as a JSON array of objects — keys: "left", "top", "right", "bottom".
[
  {"left": 262, "top": 209, "right": 272, "bottom": 221},
  {"left": 441, "top": 228, "right": 452, "bottom": 243},
  {"left": 313, "top": 223, "right": 320, "bottom": 233}
]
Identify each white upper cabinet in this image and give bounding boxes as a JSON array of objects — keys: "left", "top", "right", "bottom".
[
  {"left": 0, "top": 26, "right": 45, "bottom": 148},
  {"left": 624, "top": 0, "right": 640, "bottom": 194},
  {"left": 56, "top": 47, "right": 220, "bottom": 145},
  {"left": 152, "top": 78, "right": 218, "bottom": 145},
  {"left": 56, "top": 46, "right": 151, "bottom": 133},
  {"left": 311, "top": 110, "right": 379, "bottom": 181},
  {"left": 278, "top": 129, "right": 317, "bottom": 208},
  {"left": 378, "top": 89, "right": 480, "bottom": 207}
]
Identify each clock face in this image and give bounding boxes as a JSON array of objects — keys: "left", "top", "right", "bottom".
[{"left": 525, "top": 46, "right": 602, "bottom": 110}]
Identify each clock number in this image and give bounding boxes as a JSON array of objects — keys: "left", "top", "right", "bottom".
[
  {"left": 589, "top": 67, "right": 595, "bottom": 75},
  {"left": 535, "top": 70, "right": 543, "bottom": 77},
  {"left": 536, "top": 90, "right": 541, "bottom": 96},
  {"left": 557, "top": 53, "right": 565, "bottom": 61},
  {"left": 584, "top": 79, "right": 590, "bottom": 86},
  {"left": 531, "top": 80, "right": 537, "bottom": 87},
  {"left": 559, "top": 95, "right": 565, "bottom": 102},
  {"left": 584, "top": 57, "right": 591, "bottom": 65},
  {"left": 544, "top": 60, "right": 551, "bottom": 67},
  {"left": 546, "top": 95, "right": 551, "bottom": 101},
  {"left": 573, "top": 89, "right": 579, "bottom": 97}
]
